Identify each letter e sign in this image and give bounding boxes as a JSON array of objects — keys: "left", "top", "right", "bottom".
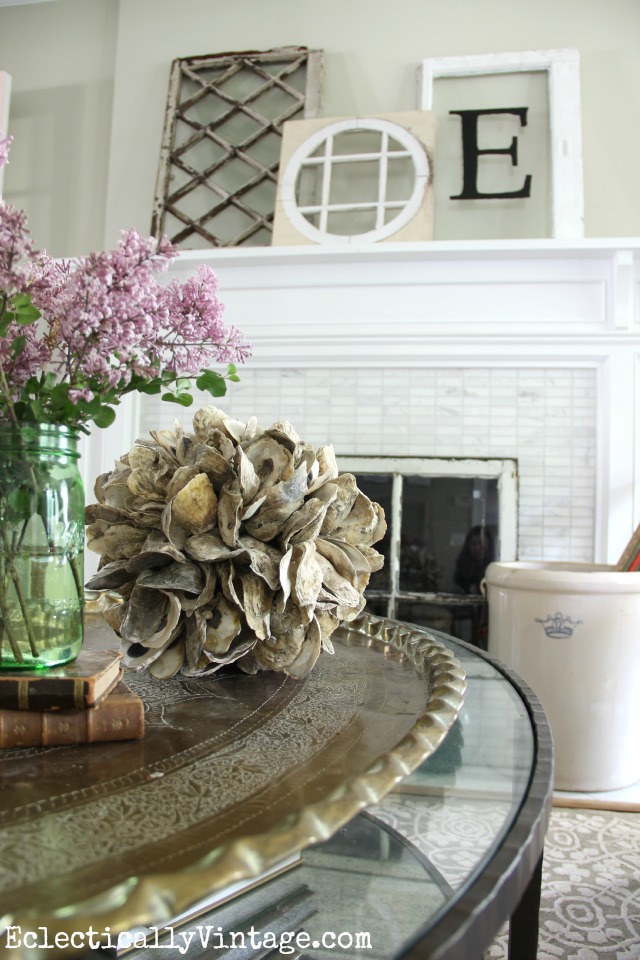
[{"left": 449, "top": 108, "right": 532, "bottom": 200}]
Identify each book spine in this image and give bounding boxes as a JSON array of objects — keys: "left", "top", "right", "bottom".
[
  {"left": 84, "top": 696, "right": 145, "bottom": 744},
  {"left": 628, "top": 550, "right": 640, "bottom": 572},
  {"left": 0, "top": 666, "right": 123, "bottom": 712},
  {"left": 0, "top": 690, "right": 144, "bottom": 748},
  {"left": 0, "top": 710, "right": 42, "bottom": 749},
  {"left": 0, "top": 679, "right": 91, "bottom": 712},
  {"left": 615, "top": 522, "right": 640, "bottom": 571},
  {"left": 42, "top": 711, "right": 89, "bottom": 746}
]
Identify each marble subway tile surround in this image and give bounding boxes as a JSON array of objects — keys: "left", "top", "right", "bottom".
[{"left": 140, "top": 365, "right": 597, "bottom": 562}]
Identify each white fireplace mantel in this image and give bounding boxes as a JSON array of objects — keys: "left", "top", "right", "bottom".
[{"left": 84, "top": 238, "right": 640, "bottom": 568}]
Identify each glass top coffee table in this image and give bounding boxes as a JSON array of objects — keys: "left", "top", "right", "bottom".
[
  {"left": 0, "top": 617, "right": 552, "bottom": 960},
  {"left": 300, "top": 633, "right": 553, "bottom": 960}
]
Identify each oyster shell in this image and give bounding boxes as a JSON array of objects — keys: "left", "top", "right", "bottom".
[
  {"left": 217, "top": 481, "right": 244, "bottom": 547},
  {"left": 149, "top": 637, "right": 186, "bottom": 680},
  {"left": 285, "top": 616, "right": 322, "bottom": 679},
  {"left": 170, "top": 473, "right": 218, "bottom": 535},
  {"left": 87, "top": 523, "right": 147, "bottom": 561},
  {"left": 204, "top": 597, "right": 242, "bottom": 656},
  {"left": 244, "top": 465, "right": 308, "bottom": 541},
  {"left": 242, "top": 434, "right": 294, "bottom": 486},
  {"left": 120, "top": 586, "right": 182, "bottom": 649}
]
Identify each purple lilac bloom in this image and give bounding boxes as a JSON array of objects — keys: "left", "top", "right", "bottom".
[
  {"left": 0, "top": 319, "right": 50, "bottom": 387},
  {"left": 0, "top": 216, "right": 251, "bottom": 420},
  {"left": 0, "top": 133, "right": 11, "bottom": 168},
  {"left": 0, "top": 203, "right": 37, "bottom": 292}
]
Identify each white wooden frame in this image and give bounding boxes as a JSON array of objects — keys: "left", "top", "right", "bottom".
[
  {"left": 417, "top": 49, "right": 584, "bottom": 239},
  {"left": 0, "top": 71, "right": 11, "bottom": 196}
]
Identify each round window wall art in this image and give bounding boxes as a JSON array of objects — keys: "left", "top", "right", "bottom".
[{"left": 272, "top": 112, "right": 435, "bottom": 245}]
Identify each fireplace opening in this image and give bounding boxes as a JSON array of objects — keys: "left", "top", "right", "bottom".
[{"left": 341, "top": 456, "right": 518, "bottom": 649}]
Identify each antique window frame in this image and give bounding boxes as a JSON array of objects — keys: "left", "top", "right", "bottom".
[
  {"left": 417, "top": 48, "right": 584, "bottom": 238},
  {"left": 151, "top": 47, "right": 324, "bottom": 248},
  {"left": 340, "top": 455, "right": 518, "bottom": 620}
]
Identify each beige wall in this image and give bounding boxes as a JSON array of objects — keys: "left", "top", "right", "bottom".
[{"left": 0, "top": 0, "right": 639, "bottom": 255}]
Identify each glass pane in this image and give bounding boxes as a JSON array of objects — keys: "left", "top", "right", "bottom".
[
  {"left": 329, "top": 160, "right": 379, "bottom": 205},
  {"left": 399, "top": 476, "right": 498, "bottom": 595},
  {"left": 385, "top": 156, "right": 416, "bottom": 202},
  {"left": 332, "top": 129, "right": 381, "bottom": 156},
  {"left": 351, "top": 473, "right": 392, "bottom": 592},
  {"left": 295, "top": 165, "right": 321, "bottom": 208},
  {"left": 326, "top": 207, "right": 377, "bottom": 235},
  {"left": 432, "top": 70, "right": 551, "bottom": 239}
]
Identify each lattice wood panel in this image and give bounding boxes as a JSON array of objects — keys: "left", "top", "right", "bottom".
[{"left": 151, "top": 47, "right": 324, "bottom": 249}]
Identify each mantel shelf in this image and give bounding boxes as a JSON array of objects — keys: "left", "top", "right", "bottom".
[{"left": 168, "top": 237, "right": 640, "bottom": 269}]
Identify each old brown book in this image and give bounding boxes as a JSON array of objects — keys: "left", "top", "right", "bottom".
[
  {"left": 0, "top": 681, "right": 144, "bottom": 748},
  {"left": 0, "top": 648, "right": 123, "bottom": 711}
]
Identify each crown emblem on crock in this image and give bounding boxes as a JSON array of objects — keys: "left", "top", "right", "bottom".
[{"left": 535, "top": 611, "right": 583, "bottom": 638}]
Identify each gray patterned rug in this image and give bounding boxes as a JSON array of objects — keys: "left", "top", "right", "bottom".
[{"left": 485, "top": 807, "right": 640, "bottom": 960}]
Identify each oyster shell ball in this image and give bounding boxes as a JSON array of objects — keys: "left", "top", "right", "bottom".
[{"left": 85, "top": 406, "right": 385, "bottom": 679}]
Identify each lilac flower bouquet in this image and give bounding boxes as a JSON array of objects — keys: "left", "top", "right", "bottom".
[
  {"left": 0, "top": 136, "right": 250, "bottom": 432},
  {"left": 0, "top": 134, "right": 251, "bottom": 668}
]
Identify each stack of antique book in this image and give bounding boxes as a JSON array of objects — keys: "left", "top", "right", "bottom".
[{"left": 0, "top": 648, "right": 144, "bottom": 748}]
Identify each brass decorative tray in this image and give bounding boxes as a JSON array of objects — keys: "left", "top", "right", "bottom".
[{"left": 0, "top": 614, "right": 465, "bottom": 954}]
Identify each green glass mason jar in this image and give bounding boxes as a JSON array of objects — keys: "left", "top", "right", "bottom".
[{"left": 0, "top": 422, "right": 84, "bottom": 669}]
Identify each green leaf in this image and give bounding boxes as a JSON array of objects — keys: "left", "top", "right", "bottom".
[
  {"left": 124, "top": 373, "right": 161, "bottom": 396},
  {"left": 196, "top": 370, "right": 227, "bottom": 397},
  {"left": 10, "top": 335, "right": 26, "bottom": 357},
  {"left": 15, "top": 305, "right": 41, "bottom": 325},
  {"left": 92, "top": 405, "right": 117, "bottom": 428},
  {"left": 0, "top": 311, "right": 15, "bottom": 336},
  {"left": 227, "top": 363, "right": 237, "bottom": 375},
  {"left": 12, "top": 293, "right": 32, "bottom": 309},
  {"left": 139, "top": 380, "right": 163, "bottom": 395},
  {"left": 162, "top": 391, "right": 193, "bottom": 407},
  {"left": 30, "top": 399, "right": 46, "bottom": 419}
]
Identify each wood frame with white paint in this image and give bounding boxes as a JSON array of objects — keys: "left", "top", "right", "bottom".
[{"left": 417, "top": 49, "right": 584, "bottom": 239}]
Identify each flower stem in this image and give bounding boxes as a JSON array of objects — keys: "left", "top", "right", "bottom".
[
  {"left": 0, "top": 526, "right": 38, "bottom": 657},
  {"left": 0, "top": 358, "right": 18, "bottom": 426},
  {"left": 69, "top": 552, "right": 83, "bottom": 602},
  {"left": 0, "top": 558, "right": 25, "bottom": 663}
]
